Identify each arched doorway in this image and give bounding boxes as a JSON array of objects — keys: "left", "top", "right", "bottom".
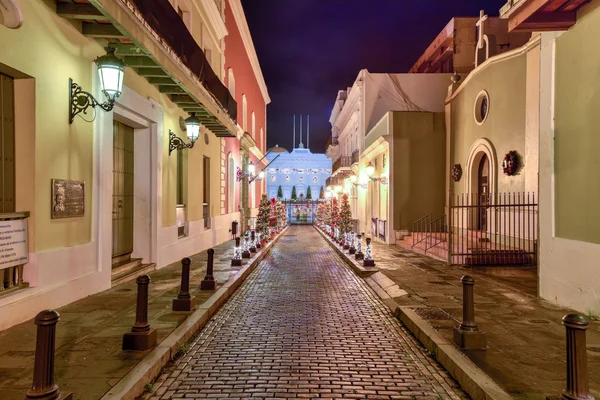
[{"left": 477, "top": 154, "right": 489, "bottom": 231}]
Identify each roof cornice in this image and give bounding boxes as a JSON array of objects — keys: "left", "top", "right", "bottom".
[
  {"left": 199, "top": 0, "right": 228, "bottom": 41},
  {"left": 228, "top": 0, "right": 271, "bottom": 104}
]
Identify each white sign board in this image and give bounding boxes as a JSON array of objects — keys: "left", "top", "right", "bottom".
[{"left": 0, "top": 219, "right": 28, "bottom": 268}]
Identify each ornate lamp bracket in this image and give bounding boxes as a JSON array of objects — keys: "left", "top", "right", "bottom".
[
  {"left": 69, "top": 78, "right": 115, "bottom": 124},
  {"left": 169, "top": 130, "right": 194, "bottom": 155}
]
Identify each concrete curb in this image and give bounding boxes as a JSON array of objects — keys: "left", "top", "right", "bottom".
[
  {"left": 100, "top": 227, "right": 290, "bottom": 400},
  {"left": 314, "top": 226, "right": 378, "bottom": 277},
  {"left": 316, "top": 226, "right": 512, "bottom": 400}
]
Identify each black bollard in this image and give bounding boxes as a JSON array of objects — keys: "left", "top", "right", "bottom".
[
  {"left": 453, "top": 275, "right": 486, "bottom": 349},
  {"left": 201, "top": 248, "right": 217, "bottom": 290},
  {"left": 123, "top": 274, "right": 157, "bottom": 350},
  {"left": 26, "top": 310, "right": 73, "bottom": 400},
  {"left": 172, "top": 257, "right": 196, "bottom": 312},
  {"left": 560, "top": 314, "right": 593, "bottom": 400},
  {"left": 249, "top": 230, "right": 257, "bottom": 253}
]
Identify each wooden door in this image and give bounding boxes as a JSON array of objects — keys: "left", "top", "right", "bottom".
[
  {"left": 477, "top": 154, "right": 489, "bottom": 231},
  {"left": 0, "top": 73, "right": 15, "bottom": 213},
  {"left": 112, "top": 121, "right": 134, "bottom": 258}
]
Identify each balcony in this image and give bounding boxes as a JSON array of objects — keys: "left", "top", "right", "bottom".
[
  {"left": 332, "top": 155, "right": 352, "bottom": 174},
  {"left": 351, "top": 149, "right": 360, "bottom": 165},
  {"left": 56, "top": 0, "right": 237, "bottom": 136}
]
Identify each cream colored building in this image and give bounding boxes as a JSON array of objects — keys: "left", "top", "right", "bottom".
[
  {"left": 501, "top": 0, "right": 600, "bottom": 313},
  {"left": 327, "top": 70, "right": 451, "bottom": 236},
  {"left": 0, "top": 0, "right": 249, "bottom": 330}
]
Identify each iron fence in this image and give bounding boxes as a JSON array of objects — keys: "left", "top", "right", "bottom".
[
  {"left": 448, "top": 192, "right": 538, "bottom": 266},
  {"left": 281, "top": 200, "right": 324, "bottom": 225}
]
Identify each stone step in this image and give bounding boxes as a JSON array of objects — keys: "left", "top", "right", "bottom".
[
  {"left": 111, "top": 262, "right": 156, "bottom": 287},
  {"left": 112, "top": 253, "right": 132, "bottom": 266},
  {"left": 111, "top": 257, "right": 143, "bottom": 276}
]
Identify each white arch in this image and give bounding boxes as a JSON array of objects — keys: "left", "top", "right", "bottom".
[{"left": 464, "top": 138, "right": 498, "bottom": 199}]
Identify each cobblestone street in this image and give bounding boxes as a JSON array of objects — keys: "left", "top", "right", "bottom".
[{"left": 148, "top": 226, "right": 466, "bottom": 399}]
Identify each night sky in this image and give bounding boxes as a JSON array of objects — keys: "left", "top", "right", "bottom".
[{"left": 242, "top": 0, "right": 507, "bottom": 154}]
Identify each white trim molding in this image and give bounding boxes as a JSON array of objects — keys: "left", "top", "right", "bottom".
[
  {"left": 464, "top": 138, "right": 498, "bottom": 197},
  {"left": 228, "top": 0, "right": 271, "bottom": 104}
]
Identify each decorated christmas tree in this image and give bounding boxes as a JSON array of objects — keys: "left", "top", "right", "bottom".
[
  {"left": 277, "top": 185, "right": 283, "bottom": 199},
  {"left": 331, "top": 197, "right": 339, "bottom": 233},
  {"left": 339, "top": 193, "right": 352, "bottom": 236},
  {"left": 269, "top": 198, "right": 278, "bottom": 234},
  {"left": 306, "top": 186, "right": 312, "bottom": 200},
  {"left": 319, "top": 186, "right": 325, "bottom": 199},
  {"left": 291, "top": 186, "right": 297, "bottom": 200},
  {"left": 276, "top": 201, "right": 287, "bottom": 229},
  {"left": 256, "top": 194, "right": 271, "bottom": 237}
]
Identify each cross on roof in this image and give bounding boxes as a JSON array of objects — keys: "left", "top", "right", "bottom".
[{"left": 476, "top": 10, "right": 488, "bottom": 50}]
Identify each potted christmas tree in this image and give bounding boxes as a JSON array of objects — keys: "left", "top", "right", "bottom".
[
  {"left": 277, "top": 185, "right": 283, "bottom": 200},
  {"left": 319, "top": 186, "right": 325, "bottom": 200},
  {"left": 306, "top": 186, "right": 312, "bottom": 200},
  {"left": 256, "top": 194, "right": 270, "bottom": 246},
  {"left": 331, "top": 197, "right": 339, "bottom": 241}
]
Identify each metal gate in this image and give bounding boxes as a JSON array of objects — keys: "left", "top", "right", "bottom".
[
  {"left": 282, "top": 200, "right": 321, "bottom": 225},
  {"left": 448, "top": 192, "right": 538, "bottom": 266}
]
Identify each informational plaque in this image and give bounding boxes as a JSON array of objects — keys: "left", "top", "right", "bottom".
[
  {"left": 0, "top": 219, "right": 28, "bottom": 268},
  {"left": 51, "top": 179, "right": 85, "bottom": 219}
]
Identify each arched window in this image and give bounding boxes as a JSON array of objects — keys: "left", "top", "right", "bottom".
[
  {"left": 242, "top": 94, "right": 247, "bottom": 132},
  {"left": 227, "top": 68, "right": 235, "bottom": 98},
  {"left": 228, "top": 152, "right": 235, "bottom": 214}
]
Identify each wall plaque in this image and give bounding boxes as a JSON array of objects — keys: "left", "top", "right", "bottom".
[
  {"left": 51, "top": 179, "right": 85, "bottom": 219},
  {"left": 0, "top": 219, "right": 28, "bottom": 268}
]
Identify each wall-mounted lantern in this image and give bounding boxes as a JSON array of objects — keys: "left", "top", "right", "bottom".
[
  {"left": 365, "top": 162, "right": 389, "bottom": 185},
  {"left": 169, "top": 113, "right": 200, "bottom": 155},
  {"left": 69, "top": 47, "right": 126, "bottom": 124}
]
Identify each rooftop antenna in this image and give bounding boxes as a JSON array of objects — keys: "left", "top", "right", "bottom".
[
  {"left": 299, "top": 114, "right": 303, "bottom": 148},
  {"left": 307, "top": 115, "right": 310, "bottom": 150}
]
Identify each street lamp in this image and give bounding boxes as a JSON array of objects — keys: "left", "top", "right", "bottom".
[
  {"left": 366, "top": 162, "right": 376, "bottom": 178},
  {"left": 350, "top": 174, "right": 357, "bottom": 183},
  {"left": 169, "top": 112, "right": 201, "bottom": 155},
  {"left": 248, "top": 161, "right": 256, "bottom": 176},
  {"left": 69, "top": 47, "right": 126, "bottom": 123},
  {"left": 334, "top": 185, "right": 342, "bottom": 193}
]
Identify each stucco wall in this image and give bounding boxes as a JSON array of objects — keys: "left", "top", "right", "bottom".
[
  {"left": 392, "top": 112, "right": 446, "bottom": 230},
  {"left": 538, "top": 2, "right": 600, "bottom": 314},
  {"left": 554, "top": 2, "right": 600, "bottom": 244},
  {"left": 448, "top": 51, "right": 531, "bottom": 196},
  {"left": 224, "top": 0, "right": 266, "bottom": 152}
]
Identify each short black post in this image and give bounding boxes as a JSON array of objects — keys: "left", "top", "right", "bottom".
[
  {"left": 231, "top": 237, "right": 242, "bottom": 266},
  {"left": 26, "top": 310, "right": 73, "bottom": 400},
  {"left": 231, "top": 220, "right": 238, "bottom": 240},
  {"left": 453, "top": 275, "right": 486, "bottom": 349},
  {"left": 560, "top": 314, "right": 593, "bottom": 400},
  {"left": 249, "top": 230, "right": 257, "bottom": 253},
  {"left": 343, "top": 232, "right": 350, "bottom": 250},
  {"left": 173, "top": 257, "right": 195, "bottom": 312},
  {"left": 355, "top": 234, "right": 364, "bottom": 260},
  {"left": 123, "top": 275, "right": 157, "bottom": 351},
  {"left": 201, "top": 248, "right": 217, "bottom": 290}
]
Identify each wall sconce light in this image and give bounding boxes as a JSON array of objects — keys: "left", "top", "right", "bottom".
[
  {"left": 365, "top": 162, "right": 388, "bottom": 185},
  {"left": 169, "top": 113, "right": 201, "bottom": 155},
  {"left": 69, "top": 46, "right": 126, "bottom": 124}
]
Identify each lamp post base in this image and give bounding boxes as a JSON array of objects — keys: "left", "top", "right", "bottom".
[
  {"left": 452, "top": 326, "right": 486, "bottom": 349},
  {"left": 123, "top": 328, "right": 157, "bottom": 351}
]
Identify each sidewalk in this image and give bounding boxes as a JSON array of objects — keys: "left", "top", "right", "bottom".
[
  {"left": 319, "top": 228, "right": 600, "bottom": 399},
  {"left": 0, "top": 233, "right": 282, "bottom": 400}
]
